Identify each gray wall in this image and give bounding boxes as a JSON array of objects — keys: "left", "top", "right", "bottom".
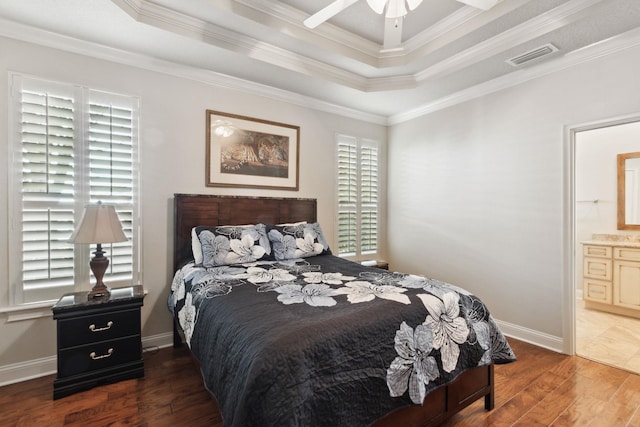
[
  {"left": 0, "top": 36, "right": 387, "bottom": 379},
  {"left": 387, "top": 41, "right": 640, "bottom": 350}
]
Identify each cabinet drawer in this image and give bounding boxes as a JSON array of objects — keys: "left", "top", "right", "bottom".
[
  {"left": 583, "top": 257, "right": 612, "bottom": 281},
  {"left": 58, "top": 308, "right": 140, "bottom": 348},
  {"left": 583, "top": 245, "right": 612, "bottom": 258},
  {"left": 614, "top": 247, "right": 640, "bottom": 262},
  {"left": 57, "top": 335, "right": 141, "bottom": 378},
  {"left": 584, "top": 278, "right": 612, "bottom": 304}
]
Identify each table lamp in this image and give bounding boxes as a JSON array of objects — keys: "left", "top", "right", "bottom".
[{"left": 68, "top": 202, "right": 128, "bottom": 299}]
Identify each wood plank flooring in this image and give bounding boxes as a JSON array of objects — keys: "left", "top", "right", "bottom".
[{"left": 1, "top": 338, "right": 639, "bottom": 426}]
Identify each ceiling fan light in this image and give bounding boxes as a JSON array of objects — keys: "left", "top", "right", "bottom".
[
  {"left": 385, "top": 0, "right": 407, "bottom": 18},
  {"left": 406, "top": 0, "right": 423, "bottom": 10},
  {"left": 366, "top": 0, "right": 387, "bottom": 14}
]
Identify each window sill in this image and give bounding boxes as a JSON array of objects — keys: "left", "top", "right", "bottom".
[{"left": 0, "top": 301, "right": 56, "bottom": 322}]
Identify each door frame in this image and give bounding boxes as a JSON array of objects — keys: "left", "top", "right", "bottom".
[{"left": 564, "top": 113, "right": 640, "bottom": 355}]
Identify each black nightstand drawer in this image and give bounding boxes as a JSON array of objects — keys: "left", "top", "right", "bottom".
[
  {"left": 58, "top": 308, "right": 140, "bottom": 348},
  {"left": 58, "top": 335, "right": 142, "bottom": 377},
  {"left": 52, "top": 285, "right": 145, "bottom": 399}
]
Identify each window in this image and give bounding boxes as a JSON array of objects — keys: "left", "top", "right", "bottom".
[
  {"left": 336, "top": 134, "right": 380, "bottom": 259},
  {"left": 9, "top": 75, "right": 139, "bottom": 305}
]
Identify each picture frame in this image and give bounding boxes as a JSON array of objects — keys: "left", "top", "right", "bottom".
[{"left": 205, "top": 110, "right": 300, "bottom": 190}]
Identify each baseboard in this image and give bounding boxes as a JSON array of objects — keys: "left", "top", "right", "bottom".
[
  {"left": 494, "top": 319, "right": 564, "bottom": 353},
  {"left": 140, "top": 331, "right": 175, "bottom": 352},
  {"left": 0, "top": 332, "right": 174, "bottom": 387},
  {"left": 0, "top": 355, "right": 57, "bottom": 388}
]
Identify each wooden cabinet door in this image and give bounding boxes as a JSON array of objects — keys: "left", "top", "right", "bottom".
[{"left": 613, "top": 260, "right": 640, "bottom": 310}]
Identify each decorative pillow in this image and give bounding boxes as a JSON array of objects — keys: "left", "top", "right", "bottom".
[
  {"left": 192, "top": 224, "right": 254, "bottom": 264},
  {"left": 195, "top": 224, "right": 273, "bottom": 267},
  {"left": 277, "top": 221, "right": 307, "bottom": 227},
  {"left": 267, "top": 222, "right": 331, "bottom": 260}
]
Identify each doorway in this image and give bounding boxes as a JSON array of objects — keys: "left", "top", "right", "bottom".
[{"left": 573, "top": 118, "right": 640, "bottom": 374}]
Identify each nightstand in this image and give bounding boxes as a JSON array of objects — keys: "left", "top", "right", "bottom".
[{"left": 52, "top": 285, "right": 145, "bottom": 399}]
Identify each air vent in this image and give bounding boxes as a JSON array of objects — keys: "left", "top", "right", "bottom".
[{"left": 506, "top": 43, "right": 558, "bottom": 67}]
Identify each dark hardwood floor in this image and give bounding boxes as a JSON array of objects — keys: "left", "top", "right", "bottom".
[{"left": 2, "top": 338, "right": 639, "bottom": 426}]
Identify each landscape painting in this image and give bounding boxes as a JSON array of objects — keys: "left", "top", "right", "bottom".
[{"left": 206, "top": 110, "right": 299, "bottom": 190}]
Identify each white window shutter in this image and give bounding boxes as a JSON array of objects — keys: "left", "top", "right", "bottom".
[
  {"left": 10, "top": 75, "right": 139, "bottom": 305},
  {"left": 336, "top": 135, "right": 380, "bottom": 258},
  {"left": 360, "top": 143, "right": 378, "bottom": 254},
  {"left": 19, "top": 85, "right": 77, "bottom": 302},
  {"left": 88, "top": 99, "right": 135, "bottom": 285}
]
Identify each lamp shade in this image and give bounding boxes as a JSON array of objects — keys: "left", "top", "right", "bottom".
[{"left": 69, "top": 202, "right": 127, "bottom": 244}]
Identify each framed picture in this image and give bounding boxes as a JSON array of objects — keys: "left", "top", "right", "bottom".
[{"left": 205, "top": 110, "right": 300, "bottom": 190}]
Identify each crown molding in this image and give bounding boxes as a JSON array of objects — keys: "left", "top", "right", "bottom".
[
  {"left": 234, "top": 0, "right": 383, "bottom": 65},
  {"left": 111, "top": 0, "right": 610, "bottom": 96},
  {"left": 237, "top": 0, "right": 515, "bottom": 68},
  {"left": 390, "top": 25, "right": 640, "bottom": 125},
  {"left": 3, "top": 0, "right": 637, "bottom": 126},
  {"left": 111, "top": 0, "right": 381, "bottom": 91},
  {"left": 415, "top": 0, "right": 603, "bottom": 83},
  {"left": 0, "top": 18, "right": 387, "bottom": 125}
]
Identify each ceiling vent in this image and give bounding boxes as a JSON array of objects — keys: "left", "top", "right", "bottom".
[{"left": 506, "top": 43, "right": 558, "bottom": 67}]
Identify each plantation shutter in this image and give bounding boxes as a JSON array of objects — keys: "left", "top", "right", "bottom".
[
  {"left": 88, "top": 97, "right": 135, "bottom": 283},
  {"left": 19, "top": 83, "right": 78, "bottom": 302},
  {"left": 337, "top": 137, "right": 358, "bottom": 255},
  {"left": 11, "top": 75, "right": 139, "bottom": 305},
  {"left": 360, "top": 143, "right": 378, "bottom": 254},
  {"left": 336, "top": 135, "right": 379, "bottom": 258}
]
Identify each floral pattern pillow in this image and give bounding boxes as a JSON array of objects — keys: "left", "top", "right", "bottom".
[
  {"left": 196, "top": 224, "right": 273, "bottom": 267},
  {"left": 267, "top": 222, "right": 331, "bottom": 260}
]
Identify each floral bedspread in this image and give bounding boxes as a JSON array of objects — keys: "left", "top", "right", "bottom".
[{"left": 169, "top": 254, "right": 515, "bottom": 427}]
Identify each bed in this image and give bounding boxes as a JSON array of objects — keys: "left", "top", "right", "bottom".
[{"left": 169, "top": 194, "right": 515, "bottom": 427}]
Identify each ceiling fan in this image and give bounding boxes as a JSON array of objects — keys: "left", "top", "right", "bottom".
[{"left": 303, "top": 0, "right": 500, "bottom": 48}]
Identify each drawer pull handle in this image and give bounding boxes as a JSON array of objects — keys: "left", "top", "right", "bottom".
[
  {"left": 89, "top": 321, "right": 113, "bottom": 332},
  {"left": 90, "top": 348, "right": 114, "bottom": 360}
]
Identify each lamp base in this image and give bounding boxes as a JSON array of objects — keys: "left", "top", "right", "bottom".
[
  {"left": 88, "top": 283, "right": 111, "bottom": 299},
  {"left": 88, "top": 244, "right": 111, "bottom": 300}
]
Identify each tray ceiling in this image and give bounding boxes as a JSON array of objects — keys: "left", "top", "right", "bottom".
[{"left": 1, "top": 0, "right": 639, "bottom": 120}]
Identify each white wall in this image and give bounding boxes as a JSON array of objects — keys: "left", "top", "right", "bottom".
[
  {"left": 388, "top": 42, "right": 640, "bottom": 348},
  {"left": 0, "top": 36, "right": 386, "bottom": 375}
]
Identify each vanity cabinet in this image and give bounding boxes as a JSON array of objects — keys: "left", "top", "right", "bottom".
[
  {"left": 583, "top": 243, "right": 640, "bottom": 317},
  {"left": 612, "top": 247, "right": 640, "bottom": 310}
]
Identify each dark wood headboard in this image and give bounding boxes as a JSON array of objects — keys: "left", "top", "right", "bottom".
[{"left": 173, "top": 194, "right": 317, "bottom": 271}]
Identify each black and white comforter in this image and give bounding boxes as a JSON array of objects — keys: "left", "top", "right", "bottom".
[{"left": 169, "top": 254, "right": 515, "bottom": 427}]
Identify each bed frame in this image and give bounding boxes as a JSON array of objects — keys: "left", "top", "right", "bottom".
[{"left": 172, "top": 193, "right": 494, "bottom": 427}]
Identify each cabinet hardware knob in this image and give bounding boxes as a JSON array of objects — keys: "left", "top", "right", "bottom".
[
  {"left": 89, "top": 348, "right": 114, "bottom": 360},
  {"left": 89, "top": 321, "right": 113, "bottom": 332}
]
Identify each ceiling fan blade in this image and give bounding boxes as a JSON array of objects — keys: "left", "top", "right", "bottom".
[
  {"left": 304, "top": 0, "right": 361, "bottom": 29},
  {"left": 456, "top": 0, "right": 499, "bottom": 11},
  {"left": 366, "top": 0, "right": 387, "bottom": 14},
  {"left": 406, "top": 0, "right": 423, "bottom": 11},
  {"left": 383, "top": 16, "right": 403, "bottom": 48},
  {"left": 385, "top": 0, "right": 407, "bottom": 18}
]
